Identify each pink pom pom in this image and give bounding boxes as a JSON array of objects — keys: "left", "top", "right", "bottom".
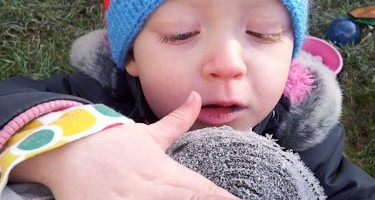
[{"left": 283, "top": 60, "right": 315, "bottom": 105}]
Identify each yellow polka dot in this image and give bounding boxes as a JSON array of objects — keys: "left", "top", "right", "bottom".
[
  {"left": 0, "top": 151, "right": 20, "bottom": 173},
  {"left": 20, "top": 120, "right": 43, "bottom": 132},
  {"left": 51, "top": 109, "right": 96, "bottom": 136}
]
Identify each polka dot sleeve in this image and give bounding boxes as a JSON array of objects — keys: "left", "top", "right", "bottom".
[{"left": 0, "top": 104, "right": 134, "bottom": 193}]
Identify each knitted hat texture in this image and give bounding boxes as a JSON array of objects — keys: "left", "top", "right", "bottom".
[
  {"left": 106, "top": 0, "right": 309, "bottom": 70},
  {"left": 167, "top": 126, "right": 326, "bottom": 200}
]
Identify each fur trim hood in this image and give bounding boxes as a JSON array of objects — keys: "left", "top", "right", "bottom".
[{"left": 70, "top": 29, "right": 342, "bottom": 152}]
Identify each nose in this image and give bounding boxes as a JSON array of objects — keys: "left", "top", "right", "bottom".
[{"left": 202, "top": 39, "right": 247, "bottom": 80}]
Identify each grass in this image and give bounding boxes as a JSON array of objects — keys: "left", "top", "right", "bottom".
[
  {"left": 0, "top": 0, "right": 374, "bottom": 177},
  {"left": 0, "top": 0, "right": 103, "bottom": 79},
  {"left": 309, "top": 0, "right": 375, "bottom": 177}
]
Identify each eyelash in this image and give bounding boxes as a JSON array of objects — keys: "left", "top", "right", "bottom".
[
  {"left": 159, "top": 30, "right": 282, "bottom": 43},
  {"left": 160, "top": 31, "right": 200, "bottom": 43},
  {"left": 246, "top": 30, "right": 282, "bottom": 42}
]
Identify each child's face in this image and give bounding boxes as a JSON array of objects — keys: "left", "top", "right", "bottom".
[{"left": 126, "top": 0, "right": 293, "bottom": 130}]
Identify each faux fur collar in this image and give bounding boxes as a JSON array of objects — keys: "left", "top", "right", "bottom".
[
  {"left": 276, "top": 52, "right": 342, "bottom": 151},
  {"left": 70, "top": 29, "right": 342, "bottom": 151}
]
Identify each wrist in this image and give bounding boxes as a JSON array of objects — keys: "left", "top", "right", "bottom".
[
  {"left": 10, "top": 143, "right": 67, "bottom": 187},
  {"left": 6, "top": 104, "right": 133, "bottom": 187},
  {"left": 10, "top": 135, "right": 95, "bottom": 194}
]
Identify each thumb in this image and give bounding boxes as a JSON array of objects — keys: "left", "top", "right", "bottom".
[{"left": 149, "top": 91, "right": 201, "bottom": 151}]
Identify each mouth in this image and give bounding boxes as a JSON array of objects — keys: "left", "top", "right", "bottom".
[
  {"left": 202, "top": 104, "right": 242, "bottom": 112},
  {"left": 197, "top": 103, "right": 246, "bottom": 125}
]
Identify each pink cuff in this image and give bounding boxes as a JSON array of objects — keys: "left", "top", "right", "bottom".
[{"left": 0, "top": 100, "right": 84, "bottom": 148}]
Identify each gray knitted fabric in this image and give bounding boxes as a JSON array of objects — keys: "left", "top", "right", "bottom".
[{"left": 167, "top": 126, "right": 326, "bottom": 200}]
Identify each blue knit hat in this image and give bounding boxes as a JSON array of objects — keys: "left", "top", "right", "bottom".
[{"left": 106, "top": 0, "right": 309, "bottom": 70}]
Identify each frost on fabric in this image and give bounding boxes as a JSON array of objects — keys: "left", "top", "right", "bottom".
[{"left": 167, "top": 126, "right": 326, "bottom": 200}]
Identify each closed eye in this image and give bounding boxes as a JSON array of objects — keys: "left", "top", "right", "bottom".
[
  {"left": 159, "top": 31, "right": 200, "bottom": 43},
  {"left": 246, "top": 30, "right": 282, "bottom": 43}
]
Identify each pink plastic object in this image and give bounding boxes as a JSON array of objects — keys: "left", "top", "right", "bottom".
[{"left": 302, "top": 36, "right": 343, "bottom": 75}]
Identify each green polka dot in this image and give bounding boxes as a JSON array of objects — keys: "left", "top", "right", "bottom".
[
  {"left": 18, "top": 130, "right": 54, "bottom": 150},
  {"left": 94, "top": 105, "right": 122, "bottom": 117}
]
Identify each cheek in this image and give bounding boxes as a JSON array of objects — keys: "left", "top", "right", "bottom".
[
  {"left": 248, "top": 51, "right": 291, "bottom": 117},
  {"left": 263, "top": 64, "right": 290, "bottom": 94},
  {"left": 138, "top": 70, "right": 192, "bottom": 119},
  {"left": 132, "top": 40, "right": 187, "bottom": 118},
  {"left": 246, "top": 35, "right": 293, "bottom": 93},
  {"left": 133, "top": 40, "right": 199, "bottom": 119}
]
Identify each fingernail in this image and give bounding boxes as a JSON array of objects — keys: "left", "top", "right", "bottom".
[
  {"left": 187, "top": 91, "right": 201, "bottom": 104},
  {"left": 186, "top": 91, "right": 196, "bottom": 104}
]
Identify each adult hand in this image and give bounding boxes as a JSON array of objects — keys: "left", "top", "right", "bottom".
[{"left": 11, "top": 92, "right": 239, "bottom": 200}]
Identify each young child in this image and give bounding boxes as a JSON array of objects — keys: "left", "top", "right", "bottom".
[{"left": 0, "top": 0, "right": 374, "bottom": 199}]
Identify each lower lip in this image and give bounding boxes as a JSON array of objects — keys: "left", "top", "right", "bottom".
[{"left": 197, "top": 107, "right": 243, "bottom": 125}]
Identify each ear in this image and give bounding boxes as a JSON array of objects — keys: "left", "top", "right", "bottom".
[{"left": 125, "top": 60, "right": 139, "bottom": 77}]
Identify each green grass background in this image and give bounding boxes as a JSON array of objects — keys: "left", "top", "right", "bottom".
[{"left": 1, "top": 1, "right": 374, "bottom": 177}]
